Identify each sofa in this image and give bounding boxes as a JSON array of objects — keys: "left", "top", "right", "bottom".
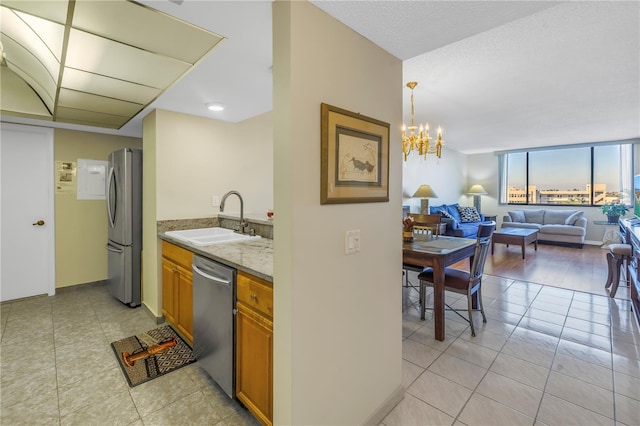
[
  {"left": 502, "top": 209, "right": 587, "bottom": 248},
  {"left": 430, "top": 203, "right": 489, "bottom": 238}
]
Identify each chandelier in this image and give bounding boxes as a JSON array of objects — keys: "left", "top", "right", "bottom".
[{"left": 401, "top": 82, "right": 443, "bottom": 161}]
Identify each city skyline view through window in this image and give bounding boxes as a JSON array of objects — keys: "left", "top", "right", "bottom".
[{"left": 502, "top": 144, "right": 631, "bottom": 205}]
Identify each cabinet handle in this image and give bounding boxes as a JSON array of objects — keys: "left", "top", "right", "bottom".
[
  {"left": 250, "top": 293, "right": 257, "bottom": 301},
  {"left": 172, "top": 267, "right": 178, "bottom": 273}
]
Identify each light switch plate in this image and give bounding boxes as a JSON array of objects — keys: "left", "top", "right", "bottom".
[
  {"left": 345, "top": 229, "right": 360, "bottom": 255},
  {"left": 211, "top": 195, "right": 220, "bottom": 207}
]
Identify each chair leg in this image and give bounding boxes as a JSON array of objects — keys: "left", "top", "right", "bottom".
[
  {"left": 605, "top": 252, "right": 615, "bottom": 289},
  {"left": 467, "top": 290, "right": 476, "bottom": 337},
  {"left": 419, "top": 280, "right": 426, "bottom": 320},
  {"left": 478, "top": 286, "right": 487, "bottom": 324},
  {"left": 609, "top": 255, "right": 623, "bottom": 298}
]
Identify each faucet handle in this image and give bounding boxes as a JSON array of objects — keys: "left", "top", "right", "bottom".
[{"left": 237, "top": 220, "right": 250, "bottom": 234}]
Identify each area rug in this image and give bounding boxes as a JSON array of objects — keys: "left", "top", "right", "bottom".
[{"left": 111, "top": 325, "right": 195, "bottom": 387}]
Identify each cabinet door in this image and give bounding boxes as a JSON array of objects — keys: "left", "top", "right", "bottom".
[
  {"left": 236, "top": 303, "right": 273, "bottom": 426},
  {"left": 161, "top": 258, "right": 177, "bottom": 324},
  {"left": 176, "top": 264, "right": 193, "bottom": 344}
]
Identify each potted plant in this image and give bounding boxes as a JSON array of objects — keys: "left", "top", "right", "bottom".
[{"left": 601, "top": 202, "right": 629, "bottom": 223}]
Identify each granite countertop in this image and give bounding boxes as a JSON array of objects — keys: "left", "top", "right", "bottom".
[{"left": 159, "top": 233, "right": 274, "bottom": 283}]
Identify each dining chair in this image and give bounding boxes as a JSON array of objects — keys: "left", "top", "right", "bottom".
[
  {"left": 403, "top": 214, "right": 443, "bottom": 312},
  {"left": 605, "top": 243, "right": 632, "bottom": 297},
  {"left": 417, "top": 221, "right": 496, "bottom": 336},
  {"left": 409, "top": 213, "right": 442, "bottom": 236}
]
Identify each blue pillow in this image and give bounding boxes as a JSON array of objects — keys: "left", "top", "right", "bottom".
[
  {"left": 445, "top": 204, "right": 463, "bottom": 224},
  {"left": 439, "top": 209, "right": 460, "bottom": 229}
]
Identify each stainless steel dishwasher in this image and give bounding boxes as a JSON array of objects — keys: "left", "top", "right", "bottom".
[{"left": 192, "top": 254, "right": 236, "bottom": 398}]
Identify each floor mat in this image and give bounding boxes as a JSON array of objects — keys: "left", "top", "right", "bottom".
[{"left": 111, "top": 325, "right": 195, "bottom": 387}]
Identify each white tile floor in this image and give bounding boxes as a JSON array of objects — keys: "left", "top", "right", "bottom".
[
  {"left": 0, "top": 282, "right": 259, "bottom": 426},
  {"left": 391, "top": 273, "right": 640, "bottom": 425},
  {"left": 1, "top": 276, "right": 639, "bottom": 425}
]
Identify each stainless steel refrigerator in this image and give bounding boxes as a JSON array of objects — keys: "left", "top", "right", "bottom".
[{"left": 106, "top": 148, "right": 142, "bottom": 307}]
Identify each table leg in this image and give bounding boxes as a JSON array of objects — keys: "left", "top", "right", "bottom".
[
  {"left": 521, "top": 241, "right": 526, "bottom": 259},
  {"left": 433, "top": 259, "right": 445, "bottom": 341}
]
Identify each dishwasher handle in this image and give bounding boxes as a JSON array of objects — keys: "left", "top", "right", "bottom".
[{"left": 192, "top": 264, "right": 232, "bottom": 286}]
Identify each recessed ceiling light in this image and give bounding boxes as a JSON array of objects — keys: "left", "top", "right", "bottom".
[{"left": 206, "top": 103, "right": 225, "bottom": 112}]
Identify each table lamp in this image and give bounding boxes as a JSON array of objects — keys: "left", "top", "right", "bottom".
[
  {"left": 467, "top": 184, "right": 488, "bottom": 212},
  {"left": 412, "top": 184, "right": 438, "bottom": 215}
]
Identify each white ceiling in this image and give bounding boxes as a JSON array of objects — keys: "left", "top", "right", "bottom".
[{"left": 3, "top": 1, "right": 638, "bottom": 155}]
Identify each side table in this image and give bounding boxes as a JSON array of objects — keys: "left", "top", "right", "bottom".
[{"left": 593, "top": 220, "right": 620, "bottom": 249}]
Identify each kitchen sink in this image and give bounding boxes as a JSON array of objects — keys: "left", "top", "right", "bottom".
[{"left": 165, "top": 227, "right": 260, "bottom": 246}]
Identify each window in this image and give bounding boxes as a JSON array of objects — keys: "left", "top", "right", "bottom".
[{"left": 498, "top": 143, "right": 634, "bottom": 206}]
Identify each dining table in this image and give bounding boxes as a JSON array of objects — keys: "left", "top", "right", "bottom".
[{"left": 403, "top": 235, "right": 477, "bottom": 341}]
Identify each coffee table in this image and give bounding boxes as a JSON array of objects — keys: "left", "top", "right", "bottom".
[{"left": 492, "top": 228, "right": 538, "bottom": 259}]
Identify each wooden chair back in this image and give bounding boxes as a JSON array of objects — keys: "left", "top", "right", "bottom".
[{"left": 408, "top": 213, "right": 442, "bottom": 236}]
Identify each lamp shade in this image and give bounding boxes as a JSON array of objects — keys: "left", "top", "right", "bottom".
[
  {"left": 412, "top": 185, "right": 438, "bottom": 198},
  {"left": 467, "top": 184, "right": 488, "bottom": 195}
]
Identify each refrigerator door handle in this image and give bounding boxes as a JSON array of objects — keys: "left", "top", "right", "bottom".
[
  {"left": 106, "top": 166, "right": 116, "bottom": 229},
  {"left": 106, "top": 244, "right": 123, "bottom": 253}
]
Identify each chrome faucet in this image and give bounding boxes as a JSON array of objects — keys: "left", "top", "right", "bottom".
[{"left": 220, "top": 190, "right": 249, "bottom": 234}]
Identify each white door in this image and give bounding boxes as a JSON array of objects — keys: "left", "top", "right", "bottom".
[{"left": 0, "top": 123, "right": 55, "bottom": 301}]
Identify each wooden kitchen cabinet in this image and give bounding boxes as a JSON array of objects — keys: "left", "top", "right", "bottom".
[
  {"left": 236, "top": 271, "right": 273, "bottom": 426},
  {"left": 161, "top": 240, "right": 193, "bottom": 345}
]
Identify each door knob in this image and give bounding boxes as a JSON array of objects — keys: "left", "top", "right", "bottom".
[{"left": 32, "top": 220, "right": 45, "bottom": 226}]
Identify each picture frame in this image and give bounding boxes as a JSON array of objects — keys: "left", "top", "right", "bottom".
[{"left": 320, "top": 103, "right": 390, "bottom": 204}]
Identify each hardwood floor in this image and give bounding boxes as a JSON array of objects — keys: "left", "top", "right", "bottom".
[{"left": 453, "top": 242, "right": 631, "bottom": 300}]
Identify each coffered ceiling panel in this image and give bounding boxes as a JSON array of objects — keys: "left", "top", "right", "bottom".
[
  {"left": 58, "top": 88, "right": 142, "bottom": 117},
  {"left": 72, "top": 0, "right": 223, "bottom": 64},
  {"left": 0, "top": 0, "right": 225, "bottom": 129},
  {"left": 55, "top": 106, "right": 130, "bottom": 128},
  {"left": 0, "top": 35, "right": 56, "bottom": 111},
  {"left": 64, "top": 29, "right": 191, "bottom": 87},
  {"left": 0, "top": 0, "right": 68, "bottom": 24},
  {"left": 0, "top": 68, "right": 51, "bottom": 117},
  {"left": 61, "top": 68, "right": 161, "bottom": 105}
]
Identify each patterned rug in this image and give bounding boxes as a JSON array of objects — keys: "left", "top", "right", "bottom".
[{"left": 111, "top": 325, "right": 195, "bottom": 387}]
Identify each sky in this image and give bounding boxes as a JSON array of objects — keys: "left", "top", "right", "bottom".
[{"left": 508, "top": 145, "right": 620, "bottom": 191}]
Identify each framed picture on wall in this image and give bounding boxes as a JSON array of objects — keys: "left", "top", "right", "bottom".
[{"left": 320, "top": 103, "right": 390, "bottom": 204}]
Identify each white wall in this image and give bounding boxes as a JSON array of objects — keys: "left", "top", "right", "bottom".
[
  {"left": 154, "top": 109, "right": 273, "bottom": 220},
  {"left": 273, "top": 1, "right": 403, "bottom": 424},
  {"left": 402, "top": 147, "right": 470, "bottom": 212},
  {"left": 141, "top": 109, "right": 274, "bottom": 317}
]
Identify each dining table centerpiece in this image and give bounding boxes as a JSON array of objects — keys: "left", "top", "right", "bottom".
[{"left": 403, "top": 216, "right": 415, "bottom": 242}]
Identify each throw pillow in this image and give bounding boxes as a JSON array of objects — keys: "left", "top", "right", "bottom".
[
  {"left": 430, "top": 204, "right": 447, "bottom": 215},
  {"left": 457, "top": 206, "right": 481, "bottom": 223},
  {"left": 439, "top": 209, "right": 460, "bottom": 229},
  {"left": 445, "top": 204, "right": 463, "bottom": 224},
  {"left": 523, "top": 209, "right": 545, "bottom": 224},
  {"left": 508, "top": 210, "right": 525, "bottom": 223},
  {"left": 564, "top": 211, "right": 584, "bottom": 225}
]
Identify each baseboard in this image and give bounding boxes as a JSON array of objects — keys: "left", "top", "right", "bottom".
[
  {"left": 141, "top": 302, "right": 165, "bottom": 325},
  {"left": 538, "top": 240, "right": 584, "bottom": 249},
  {"left": 362, "top": 384, "right": 405, "bottom": 425}
]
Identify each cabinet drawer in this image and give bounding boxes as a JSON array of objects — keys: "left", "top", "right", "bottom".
[
  {"left": 162, "top": 240, "right": 193, "bottom": 269},
  {"left": 237, "top": 271, "right": 273, "bottom": 319}
]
